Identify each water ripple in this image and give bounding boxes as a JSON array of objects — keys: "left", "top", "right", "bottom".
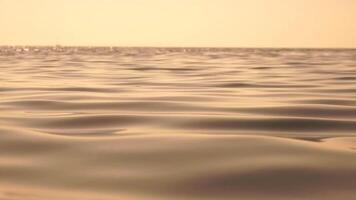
[{"left": 1, "top": 47, "right": 356, "bottom": 200}]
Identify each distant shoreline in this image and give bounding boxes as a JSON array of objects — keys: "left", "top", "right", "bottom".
[{"left": 0, "top": 45, "right": 355, "bottom": 51}]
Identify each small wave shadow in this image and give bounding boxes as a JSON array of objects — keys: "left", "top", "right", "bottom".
[{"left": 33, "top": 128, "right": 137, "bottom": 138}]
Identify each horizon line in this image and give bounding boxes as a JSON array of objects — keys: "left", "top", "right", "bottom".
[{"left": 0, "top": 44, "right": 355, "bottom": 50}]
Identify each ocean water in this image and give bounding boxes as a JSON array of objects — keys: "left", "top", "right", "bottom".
[{"left": 1, "top": 47, "right": 356, "bottom": 200}]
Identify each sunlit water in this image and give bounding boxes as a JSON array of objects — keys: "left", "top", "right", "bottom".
[{"left": 1, "top": 47, "right": 356, "bottom": 200}]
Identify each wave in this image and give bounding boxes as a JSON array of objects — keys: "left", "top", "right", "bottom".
[{"left": 1, "top": 47, "right": 356, "bottom": 199}]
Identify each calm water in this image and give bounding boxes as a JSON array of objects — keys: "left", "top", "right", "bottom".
[{"left": 1, "top": 47, "right": 356, "bottom": 200}]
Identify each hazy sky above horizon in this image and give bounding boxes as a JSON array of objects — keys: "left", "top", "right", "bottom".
[{"left": 1, "top": 0, "right": 356, "bottom": 48}]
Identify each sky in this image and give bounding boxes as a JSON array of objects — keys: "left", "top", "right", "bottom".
[{"left": 0, "top": 0, "right": 356, "bottom": 48}]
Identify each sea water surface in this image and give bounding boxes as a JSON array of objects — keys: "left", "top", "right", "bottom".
[{"left": 1, "top": 47, "right": 356, "bottom": 200}]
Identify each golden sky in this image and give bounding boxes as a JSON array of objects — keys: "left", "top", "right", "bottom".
[{"left": 1, "top": 0, "right": 355, "bottom": 47}]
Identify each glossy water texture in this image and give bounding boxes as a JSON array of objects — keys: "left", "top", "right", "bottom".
[{"left": 1, "top": 47, "right": 356, "bottom": 200}]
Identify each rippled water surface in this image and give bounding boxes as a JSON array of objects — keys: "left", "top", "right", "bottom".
[{"left": 1, "top": 47, "right": 356, "bottom": 200}]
